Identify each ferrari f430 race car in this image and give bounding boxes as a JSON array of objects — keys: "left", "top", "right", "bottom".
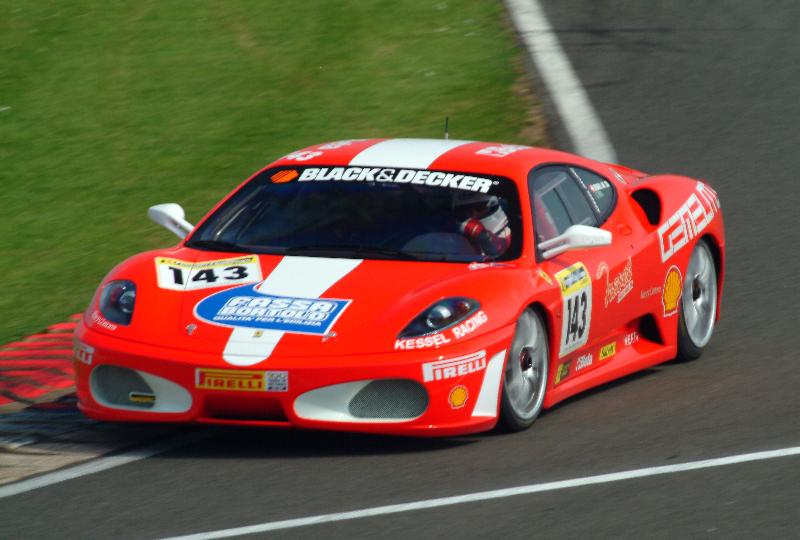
[{"left": 74, "top": 138, "right": 724, "bottom": 436}]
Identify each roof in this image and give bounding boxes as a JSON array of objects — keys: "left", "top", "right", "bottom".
[{"left": 270, "top": 138, "right": 606, "bottom": 183}]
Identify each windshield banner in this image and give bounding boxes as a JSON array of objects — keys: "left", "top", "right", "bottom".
[{"left": 294, "top": 167, "right": 494, "bottom": 193}]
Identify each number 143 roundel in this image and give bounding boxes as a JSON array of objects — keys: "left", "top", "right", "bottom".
[{"left": 74, "top": 138, "right": 724, "bottom": 436}]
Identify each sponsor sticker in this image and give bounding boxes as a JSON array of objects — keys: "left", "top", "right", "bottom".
[
  {"left": 588, "top": 180, "right": 612, "bottom": 193},
  {"left": 555, "top": 361, "right": 571, "bottom": 385},
  {"left": 538, "top": 269, "right": 554, "bottom": 286},
  {"left": 596, "top": 257, "right": 634, "bottom": 307},
  {"left": 624, "top": 331, "right": 639, "bottom": 347},
  {"left": 128, "top": 392, "right": 155, "bottom": 404},
  {"left": 195, "top": 368, "right": 287, "bottom": 392},
  {"left": 658, "top": 183, "right": 720, "bottom": 262},
  {"left": 395, "top": 333, "right": 451, "bottom": 350},
  {"left": 662, "top": 265, "right": 683, "bottom": 317},
  {"left": 421, "top": 351, "right": 486, "bottom": 382},
  {"left": 297, "top": 167, "right": 494, "bottom": 193},
  {"left": 555, "top": 263, "right": 592, "bottom": 357},
  {"left": 317, "top": 140, "right": 358, "bottom": 150},
  {"left": 640, "top": 286, "right": 661, "bottom": 299},
  {"left": 475, "top": 144, "right": 527, "bottom": 158},
  {"left": 285, "top": 150, "right": 323, "bottom": 161},
  {"left": 452, "top": 310, "right": 488, "bottom": 339},
  {"left": 599, "top": 342, "right": 616, "bottom": 361},
  {"left": 73, "top": 340, "right": 94, "bottom": 365},
  {"left": 195, "top": 283, "right": 350, "bottom": 336},
  {"left": 394, "top": 310, "right": 488, "bottom": 350},
  {"left": 90, "top": 310, "right": 117, "bottom": 331},
  {"left": 155, "top": 255, "right": 263, "bottom": 291},
  {"left": 271, "top": 169, "right": 299, "bottom": 183},
  {"left": 575, "top": 353, "right": 593, "bottom": 371},
  {"left": 266, "top": 371, "right": 289, "bottom": 392},
  {"left": 448, "top": 385, "right": 469, "bottom": 409}
]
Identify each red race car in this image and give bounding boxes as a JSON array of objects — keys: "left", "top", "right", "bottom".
[{"left": 73, "top": 138, "right": 724, "bottom": 436}]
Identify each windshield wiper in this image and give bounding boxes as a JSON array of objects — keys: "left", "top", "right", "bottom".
[
  {"left": 283, "top": 245, "right": 419, "bottom": 261},
  {"left": 185, "top": 239, "right": 250, "bottom": 253}
]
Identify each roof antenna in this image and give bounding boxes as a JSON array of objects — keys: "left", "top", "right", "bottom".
[{"left": 444, "top": 116, "right": 449, "bottom": 140}]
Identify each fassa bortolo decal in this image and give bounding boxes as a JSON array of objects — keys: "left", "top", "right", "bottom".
[{"left": 195, "top": 283, "right": 350, "bottom": 336}]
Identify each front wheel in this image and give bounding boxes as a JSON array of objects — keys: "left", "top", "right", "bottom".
[
  {"left": 499, "top": 308, "right": 549, "bottom": 431},
  {"left": 676, "top": 239, "right": 718, "bottom": 361}
]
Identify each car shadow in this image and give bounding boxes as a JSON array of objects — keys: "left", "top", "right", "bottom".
[{"left": 157, "top": 424, "right": 478, "bottom": 460}]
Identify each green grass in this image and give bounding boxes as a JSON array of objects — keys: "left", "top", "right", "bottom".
[{"left": 0, "top": 0, "right": 545, "bottom": 343}]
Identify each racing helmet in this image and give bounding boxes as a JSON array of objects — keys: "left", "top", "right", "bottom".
[{"left": 453, "top": 193, "right": 502, "bottom": 221}]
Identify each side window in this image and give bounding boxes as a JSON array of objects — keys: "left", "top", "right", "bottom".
[
  {"left": 569, "top": 167, "right": 616, "bottom": 222},
  {"left": 529, "top": 166, "right": 598, "bottom": 243}
]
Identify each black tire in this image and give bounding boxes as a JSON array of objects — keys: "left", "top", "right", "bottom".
[
  {"left": 499, "top": 308, "right": 549, "bottom": 431},
  {"left": 676, "top": 240, "right": 718, "bottom": 362}
]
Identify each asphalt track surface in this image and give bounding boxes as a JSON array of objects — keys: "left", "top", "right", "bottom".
[{"left": 3, "top": 2, "right": 800, "bottom": 538}]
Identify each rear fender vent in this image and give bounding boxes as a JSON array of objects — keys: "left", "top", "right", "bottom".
[
  {"left": 638, "top": 314, "right": 663, "bottom": 345},
  {"left": 631, "top": 189, "right": 661, "bottom": 226}
]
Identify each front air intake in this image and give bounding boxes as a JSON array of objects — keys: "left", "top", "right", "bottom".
[
  {"left": 91, "top": 365, "right": 155, "bottom": 409},
  {"left": 89, "top": 365, "right": 192, "bottom": 413},
  {"left": 348, "top": 380, "right": 428, "bottom": 419}
]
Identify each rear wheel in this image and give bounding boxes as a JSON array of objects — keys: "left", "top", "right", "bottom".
[
  {"left": 499, "top": 308, "right": 549, "bottom": 431},
  {"left": 677, "top": 239, "right": 718, "bottom": 361}
]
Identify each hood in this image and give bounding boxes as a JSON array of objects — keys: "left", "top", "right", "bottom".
[{"left": 93, "top": 248, "right": 529, "bottom": 363}]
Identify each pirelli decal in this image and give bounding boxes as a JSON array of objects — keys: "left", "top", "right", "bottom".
[
  {"left": 196, "top": 369, "right": 265, "bottom": 392},
  {"left": 195, "top": 368, "right": 289, "bottom": 392}
]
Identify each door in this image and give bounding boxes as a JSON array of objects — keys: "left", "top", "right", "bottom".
[{"left": 528, "top": 165, "right": 630, "bottom": 383}]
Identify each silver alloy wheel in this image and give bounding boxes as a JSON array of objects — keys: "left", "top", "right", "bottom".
[
  {"left": 503, "top": 310, "right": 548, "bottom": 421},
  {"left": 681, "top": 242, "right": 717, "bottom": 348}
]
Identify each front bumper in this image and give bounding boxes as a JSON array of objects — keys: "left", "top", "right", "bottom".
[{"left": 73, "top": 322, "right": 514, "bottom": 437}]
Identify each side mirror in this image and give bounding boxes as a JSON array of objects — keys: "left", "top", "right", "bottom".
[
  {"left": 539, "top": 224, "right": 612, "bottom": 259},
  {"left": 148, "top": 203, "right": 195, "bottom": 240}
]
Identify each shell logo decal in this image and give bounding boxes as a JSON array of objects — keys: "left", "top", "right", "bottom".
[
  {"left": 448, "top": 385, "right": 469, "bottom": 409},
  {"left": 662, "top": 265, "right": 683, "bottom": 317}
]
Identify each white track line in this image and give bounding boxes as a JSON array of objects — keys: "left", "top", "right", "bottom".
[
  {"left": 0, "top": 432, "right": 207, "bottom": 499},
  {"left": 163, "top": 445, "right": 800, "bottom": 539},
  {"left": 505, "top": 0, "right": 618, "bottom": 163}
]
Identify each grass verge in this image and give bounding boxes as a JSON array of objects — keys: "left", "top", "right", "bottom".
[{"left": 0, "top": 0, "right": 547, "bottom": 343}]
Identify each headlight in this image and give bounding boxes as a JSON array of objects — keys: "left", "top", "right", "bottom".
[
  {"left": 99, "top": 280, "right": 136, "bottom": 325},
  {"left": 399, "top": 297, "right": 479, "bottom": 338}
]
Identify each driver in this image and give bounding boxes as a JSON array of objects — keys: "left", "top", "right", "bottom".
[{"left": 455, "top": 193, "right": 511, "bottom": 258}]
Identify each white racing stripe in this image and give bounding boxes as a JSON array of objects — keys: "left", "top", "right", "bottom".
[
  {"left": 504, "top": 0, "right": 617, "bottom": 162},
  {"left": 223, "top": 257, "right": 362, "bottom": 366},
  {"left": 349, "top": 138, "right": 472, "bottom": 168},
  {"left": 162, "top": 445, "right": 800, "bottom": 539}
]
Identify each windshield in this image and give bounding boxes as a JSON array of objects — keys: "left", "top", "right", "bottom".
[{"left": 186, "top": 166, "right": 523, "bottom": 262}]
